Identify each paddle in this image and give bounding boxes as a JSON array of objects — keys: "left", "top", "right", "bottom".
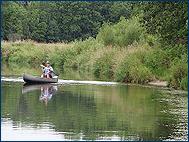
[{"left": 52, "top": 70, "right": 59, "bottom": 76}]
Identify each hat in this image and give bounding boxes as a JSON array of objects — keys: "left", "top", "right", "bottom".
[{"left": 46, "top": 61, "right": 50, "bottom": 64}]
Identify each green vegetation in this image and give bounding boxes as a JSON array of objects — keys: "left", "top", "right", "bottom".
[
  {"left": 2, "top": 1, "right": 132, "bottom": 42},
  {"left": 2, "top": 2, "right": 187, "bottom": 45},
  {"left": 97, "top": 16, "right": 145, "bottom": 47},
  {"left": 2, "top": 1, "right": 188, "bottom": 90}
]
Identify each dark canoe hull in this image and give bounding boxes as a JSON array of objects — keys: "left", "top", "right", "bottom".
[{"left": 23, "top": 74, "right": 58, "bottom": 84}]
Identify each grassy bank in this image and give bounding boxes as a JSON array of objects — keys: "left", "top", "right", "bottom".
[{"left": 2, "top": 17, "right": 188, "bottom": 90}]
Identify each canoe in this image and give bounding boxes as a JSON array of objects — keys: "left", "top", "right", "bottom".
[{"left": 23, "top": 74, "right": 58, "bottom": 84}]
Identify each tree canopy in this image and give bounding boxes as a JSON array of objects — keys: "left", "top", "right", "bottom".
[{"left": 2, "top": 1, "right": 188, "bottom": 46}]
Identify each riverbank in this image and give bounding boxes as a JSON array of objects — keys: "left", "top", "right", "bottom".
[
  {"left": 2, "top": 39, "right": 187, "bottom": 91},
  {"left": 148, "top": 80, "right": 168, "bottom": 87}
]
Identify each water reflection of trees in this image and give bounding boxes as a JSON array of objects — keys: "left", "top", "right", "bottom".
[
  {"left": 18, "top": 94, "right": 29, "bottom": 115},
  {"left": 2, "top": 83, "right": 185, "bottom": 140}
]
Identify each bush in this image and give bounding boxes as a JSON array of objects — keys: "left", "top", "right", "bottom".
[
  {"left": 8, "top": 42, "right": 48, "bottom": 65},
  {"left": 48, "top": 48, "right": 63, "bottom": 68},
  {"left": 169, "top": 59, "right": 188, "bottom": 90},
  {"left": 96, "top": 23, "right": 115, "bottom": 46},
  {"left": 97, "top": 16, "right": 145, "bottom": 47},
  {"left": 165, "top": 44, "right": 188, "bottom": 60},
  {"left": 145, "top": 34, "right": 160, "bottom": 47},
  {"left": 58, "top": 38, "right": 103, "bottom": 69},
  {"left": 2, "top": 41, "right": 68, "bottom": 67},
  {"left": 73, "top": 37, "right": 102, "bottom": 53},
  {"left": 143, "top": 48, "right": 170, "bottom": 77},
  {"left": 93, "top": 51, "right": 115, "bottom": 79},
  {"left": 59, "top": 47, "right": 78, "bottom": 68},
  {"left": 180, "top": 77, "right": 188, "bottom": 90},
  {"left": 115, "top": 54, "right": 153, "bottom": 84},
  {"left": 75, "top": 50, "right": 94, "bottom": 71}
]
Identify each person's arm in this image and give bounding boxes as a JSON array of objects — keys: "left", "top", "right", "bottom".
[
  {"left": 40, "top": 64, "right": 45, "bottom": 68},
  {"left": 49, "top": 66, "right": 54, "bottom": 72}
]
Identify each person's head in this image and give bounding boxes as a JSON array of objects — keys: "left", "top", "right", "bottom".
[
  {"left": 46, "top": 61, "right": 50, "bottom": 67},
  {"left": 42, "top": 61, "right": 46, "bottom": 66}
]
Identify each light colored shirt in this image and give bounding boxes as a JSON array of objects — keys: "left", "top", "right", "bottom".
[
  {"left": 44, "top": 66, "right": 54, "bottom": 76},
  {"left": 44, "top": 67, "right": 50, "bottom": 75},
  {"left": 49, "top": 66, "right": 54, "bottom": 72}
]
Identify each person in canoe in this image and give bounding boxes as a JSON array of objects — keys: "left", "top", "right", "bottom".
[
  {"left": 40, "top": 61, "right": 54, "bottom": 78},
  {"left": 46, "top": 61, "right": 54, "bottom": 78},
  {"left": 40, "top": 61, "right": 46, "bottom": 78}
]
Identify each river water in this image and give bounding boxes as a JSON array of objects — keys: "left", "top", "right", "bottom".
[{"left": 1, "top": 65, "right": 188, "bottom": 141}]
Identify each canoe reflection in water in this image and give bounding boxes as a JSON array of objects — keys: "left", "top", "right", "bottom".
[{"left": 22, "top": 84, "right": 58, "bottom": 105}]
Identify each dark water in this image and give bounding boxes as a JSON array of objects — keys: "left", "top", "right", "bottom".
[{"left": 1, "top": 81, "right": 188, "bottom": 141}]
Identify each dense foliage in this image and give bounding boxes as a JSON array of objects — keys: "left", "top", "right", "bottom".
[
  {"left": 2, "top": 1, "right": 188, "bottom": 46},
  {"left": 141, "top": 2, "right": 188, "bottom": 45},
  {"left": 2, "top": 1, "right": 132, "bottom": 42}
]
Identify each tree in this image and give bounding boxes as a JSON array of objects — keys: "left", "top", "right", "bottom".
[
  {"left": 32, "top": 22, "right": 47, "bottom": 42},
  {"left": 140, "top": 2, "right": 188, "bottom": 45},
  {"left": 2, "top": 2, "right": 27, "bottom": 41}
]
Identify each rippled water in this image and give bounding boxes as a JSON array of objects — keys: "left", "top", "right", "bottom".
[{"left": 1, "top": 79, "right": 188, "bottom": 141}]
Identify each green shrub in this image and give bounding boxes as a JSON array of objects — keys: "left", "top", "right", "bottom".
[
  {"left": 169, "top": 60, "right": 188, "bottom": 90},
  {"left": 145, "top": 34, "right": 160, "bottom": 47},
  {"left": 143, "top": 48, "right": 170, "bottom": 77},
  {"left": 97, "top": 16, "right": 145, "bottom": 47},
  {"left": 48, "top": 48, "right": 63, "bottom": 68},
  {"left": 58, "top": 38, "right": 104, "bottom": 69},
  {"left": 59, "top": 47, "right": 78, "bottom": 68},
  {"left": 180, "top": 77, "right": 188, "bottom": 90},
  {"left": 3, "top": 41, "right": 67, "bottom": 67},
  {"left": 76, "top": 50, "right": 93, "bottom": 71},
  {"left": 115, "top": 55, "right": 153, "bottom": 84},
  {"left": 130, "top": 64, "right": 153, "bottom": 84},
  {"left": 73, "top": 37, "right": 101, "bottom": 53},
  {"left": 93, "top": 52, "right": 115, "bottom": 79},
  {"left": 116, "top": 16, "right": 145, "bottom": 47},
  {"left": 164, "top": 44, "right": 188, "bottom": 60},
  {"left": 96, "top": 23, "right": 115, "bottom": 46}
]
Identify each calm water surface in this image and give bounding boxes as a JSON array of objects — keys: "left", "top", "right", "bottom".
[{"left": 1, "top": 80, "right": 188, "bottom": 141}]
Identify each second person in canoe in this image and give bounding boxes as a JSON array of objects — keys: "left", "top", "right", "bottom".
[{"left": 40, "top": 61, "right": 54, "bottom": 78}]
